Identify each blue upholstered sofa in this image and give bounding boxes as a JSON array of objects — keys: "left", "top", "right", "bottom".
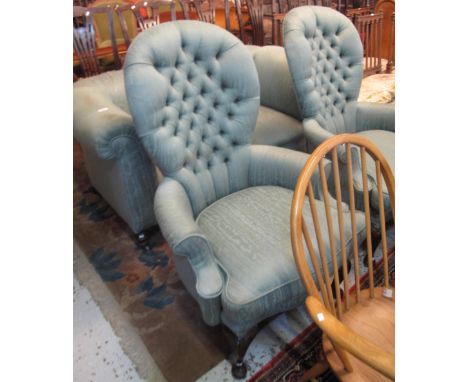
[{"left": 73, "top": 45, "right": 304, "bottom": 240}]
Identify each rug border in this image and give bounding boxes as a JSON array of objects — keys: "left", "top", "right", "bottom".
[{"left": 74, "top": 239, "right": 168, "bottom": 382}]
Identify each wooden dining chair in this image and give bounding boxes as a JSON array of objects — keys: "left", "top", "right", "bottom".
[
  {"left": 116, "top": 0, "right": 178, "bottom": 45},
  {"left": 290, "top": 134, "right": 395, "bottom": 381},
  {"left": 73, "top": 5, "right": 121, "bottom": 78},
  {"left": 354, "top": 11, "right": 384, "bottom": 76},
  {"left": 226, "top": 0, "right": 247, "bottom": 42},
  {"left": 345, "top": 6, "right": 372, "bottom": 22},
  {"left": 191, "top": 0, "right": 216, "bottom": 23}
]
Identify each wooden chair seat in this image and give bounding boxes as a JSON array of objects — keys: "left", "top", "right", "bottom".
[{"left": 323, "top": 287, "right": 394, "bottom": 382}]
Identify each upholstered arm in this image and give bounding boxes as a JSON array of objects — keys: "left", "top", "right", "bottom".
[
  {"left": 248, "top": 145, "right": 309, "bottom": 190},
  {"left": 302, "top": 118, "right": 335, "bottom": 150},
  {"left": 355, "top": 102, "right": 395, "bottom": 133},
  {"left": 154, "top": 178, "right": 224, "bottom": 300},
  {"left": 73, "top": 89, "right": 137, "bottom": 160}
]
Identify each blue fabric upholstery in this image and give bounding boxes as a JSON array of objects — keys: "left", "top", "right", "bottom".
[
  {"left": 125, "top": 21, "right": 260, "bottom": 218},
  {"left": 283, "top": 6, "right": 395, "bottom": 219},
  {"left": 197, "top": 186, "right": 366, "bottom": 336},
  {"left": 124, "top": 21, "right": 358, "bottom": 338},
  {"left": 73, "top": 71, "right": 158, "bottom": 234},
  {"left": 74, "top": 43, "right": 305, "bottom": 235}
]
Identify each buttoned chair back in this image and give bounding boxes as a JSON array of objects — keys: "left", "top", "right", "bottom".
[
  {"left": 291, "top": 133, "right": 395, "bottom": 380},
  {"left": 283, "top": 6, "right": 394, "bottom": 226},
  {"left": 284, "top": 6, "right": 363, "bottom": 137},
  {"left": 124, "top": 20, "right": 259, "bottom": 216}
]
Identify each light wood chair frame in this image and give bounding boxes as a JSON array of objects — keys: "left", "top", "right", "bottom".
[{"left": 290, "top": 134, "right": 395, "bottom": 380}]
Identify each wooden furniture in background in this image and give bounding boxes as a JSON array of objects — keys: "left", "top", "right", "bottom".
[
  {"left": 245, "top": 0, "right": 267, "bottom": 45},
  {"left": 345, "top": 6, "right": 371, "bottom": 22},
  {"left": 290, "top": 133, "right": 395, "bottom": 381},
  {"left": 355, "top": 11, "right": 384, "bottom": 76},
  {"left": 116, "top": 0, "right": 180, "bottom": 48},
  {"left": 192, "top": 0, "right": 216, "bottom": 23},
  {"left": 375, "top": 0, "right": 395, "bottom": 72},
  {"left": 73, "top": 5, "right": 121, "bottom": 78}
]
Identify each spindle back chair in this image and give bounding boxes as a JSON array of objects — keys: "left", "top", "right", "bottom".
[
  {"left": 73, "top": 5, "right": 121, "bottom": 77},
  {"left": 290, "top": 134, "right": 395, "bottom": 380},
  {"left": 355, "top": 11, "right": 384, "bottom": 76}
]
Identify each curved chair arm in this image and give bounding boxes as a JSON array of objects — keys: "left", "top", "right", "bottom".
[
  {"left": 305, "top": 296, "right": 395, "bottom": 380},
  {"left": 73, "top": 89, "right": 137, "bottom": 160},
  {"left": 248, "top": 145, "right": 310, "bottom": 190},
  {"left": 355, "top": 102, "right": 395, "bottom": 133},
  {"left": 303, "top": 118, "right": 335, "bottom": 150},
  {"left": 154, "top": 178, "right": 224, "bottom": 300}
]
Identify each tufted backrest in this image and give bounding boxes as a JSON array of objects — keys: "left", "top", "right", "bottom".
[
  {"left": 124, "top": 21, "right": 260, "bottom": 217},
  {"left": 283, "top": 6, "right": 363, "bottom": 134}
]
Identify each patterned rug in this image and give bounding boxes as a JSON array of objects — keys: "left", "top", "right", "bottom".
[
  {"left": 249, "top": 252, "right": 395, "bottom": 382},
  {"left": 73, "top": 141, "right": 229, "bottom": 382},
  {"left": 74, "top": 138, "right": 395, "bottom": 382}
]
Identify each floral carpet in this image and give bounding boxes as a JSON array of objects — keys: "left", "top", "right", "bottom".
[{"left": 73, "top": 141, "right": 229, "bottom": 382}]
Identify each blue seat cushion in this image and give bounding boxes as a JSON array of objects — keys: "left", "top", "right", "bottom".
[
  {"left": 252, "top": 106, "right": 304, "bottom": 150},
  {"left": 196, "top": 185, "right": 366, "bottom": 336}
]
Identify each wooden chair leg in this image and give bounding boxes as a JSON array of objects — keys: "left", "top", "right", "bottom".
[{"left": 223, "top": 325, "right": 260, "bottom": 379}]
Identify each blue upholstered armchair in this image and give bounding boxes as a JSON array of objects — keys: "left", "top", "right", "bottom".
[
  {"left": 283, "top": 6, "right": 395, "bottom": 224},
  {"left": 124, "top": 21, "right": 363, "bottom": 378}
]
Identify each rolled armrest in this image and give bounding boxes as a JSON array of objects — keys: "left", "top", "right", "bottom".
[
  {"left": 73, "top": 88, "right": 137, "bottom": 160},
  {"left": 303, "top": 118, "right": 335, "bottom": 150},
  {"left": 248, "top": 145, "right": 309, "bottom": 190},
  {"left": 305, "top": 296, "right": 395, "bottom": 379},
  {"left": 355, "top": 102, "right": 395, "bottom": 133},
  {"left": 154, "top": 178, "right": 224, "bottom": 299}
]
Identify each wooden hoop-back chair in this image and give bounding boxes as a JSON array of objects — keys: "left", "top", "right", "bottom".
[
  {"left": 73, "top": 5, "right": 121, "bottom": 78},
  {"left": 355, "top": 11, "right": 384, "bottom": 76},
  {"left": 290, "top": 134, "right": 395, "bottom": 381},
  {"left": 116, "top": 0, "right": 177, "bottom": 42}
]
